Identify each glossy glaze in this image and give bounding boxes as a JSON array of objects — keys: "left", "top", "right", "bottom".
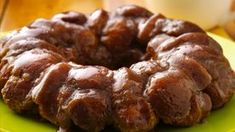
[{"left": 0, "top": 5, "right": 235, "bottom": 132}]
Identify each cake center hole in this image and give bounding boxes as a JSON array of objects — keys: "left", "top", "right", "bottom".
[{"left": 80, "top": 45, "right": 147, "bottom": 70}]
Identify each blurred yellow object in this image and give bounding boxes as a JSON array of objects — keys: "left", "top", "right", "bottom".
[
  {"left": 0, "top": 32, "right": 7, "bottom": 38},
  {"left": 210, "top": 27, "right": 232, "bottom": 39},
  {"left": 0, "top": 0, "right": 102, "bottom": 31}
]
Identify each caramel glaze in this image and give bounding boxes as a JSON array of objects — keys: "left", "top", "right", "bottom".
[{"left": 0, "top": 5, "right": 235, "bottom": 132}]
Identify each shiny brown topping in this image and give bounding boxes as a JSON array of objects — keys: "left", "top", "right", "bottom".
[{"left": 0, "top": 4, "right": 234, "bottom": 132}]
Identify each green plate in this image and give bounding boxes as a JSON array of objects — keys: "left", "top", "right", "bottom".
[{"left": 0, "top": 33, "right": 235, "bottom": 132}]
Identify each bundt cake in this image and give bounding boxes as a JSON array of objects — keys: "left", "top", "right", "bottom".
[{"left": 0, "top": 5, "right": 235, "bottom": 132}]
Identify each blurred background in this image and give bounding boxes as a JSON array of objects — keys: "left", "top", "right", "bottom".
[{"left": 0, "top": 0, "right": 235, "bottom": 39}]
